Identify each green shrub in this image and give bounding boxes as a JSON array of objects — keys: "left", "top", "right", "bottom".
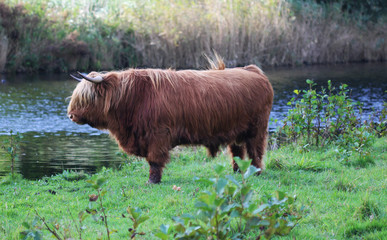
[
  {"left": 277, "top": 80, "right": 383, "bottom": 166},
  {"left": 156, "top": 158, "right": 302, "bottom": 239}
]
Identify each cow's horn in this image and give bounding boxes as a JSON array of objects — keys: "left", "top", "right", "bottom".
[
  {"left": 77, "top": 71, "right": 104, "bottom": 83},
  {"left": 70, "top": 73, "right": 83, "bottom": 82}
]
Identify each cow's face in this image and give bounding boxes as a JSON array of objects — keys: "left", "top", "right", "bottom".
[{"left": 67, "top": 80, "right": 109, "bottom": 129}]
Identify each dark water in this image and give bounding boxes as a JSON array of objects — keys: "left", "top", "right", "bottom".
[{"left": 0, "top": 63, "right": 386, "bottom": 179}]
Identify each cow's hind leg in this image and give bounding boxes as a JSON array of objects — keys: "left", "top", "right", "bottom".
[
  {"left": 147, "top": 150, "right": 169, "bottom": 184},
  {"left": 228, "top": 143, "right": 246, "bottom": 172},
  {"left": 246, "top": 130, "right": 268, "bottom": 175}
]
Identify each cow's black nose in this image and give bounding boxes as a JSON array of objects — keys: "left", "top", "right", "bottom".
[{"left": 69, "top": 114, "right": 73, "bottom": 119}]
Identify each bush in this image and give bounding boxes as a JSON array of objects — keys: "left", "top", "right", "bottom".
[
  {"left": 156, "top": 158, "right": 302, "bottom": 240},
  {"left": 276, "top": 80, "right": 382, "bottom": 148}
]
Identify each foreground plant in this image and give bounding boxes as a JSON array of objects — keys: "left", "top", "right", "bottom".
[
  {"left": 86, "top": 177, "right": 113, "bottom": 239},
  {"left": 156, "top": 158, "right": 302, "bottom": 239},
  {"left": 1, "top": 130, "right": 22, "bottom": 177},
  {"left": 124, "top": 206, "right": 149, "bottom": 239}
]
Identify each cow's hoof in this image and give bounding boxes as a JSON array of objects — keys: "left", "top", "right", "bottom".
[{"left": 147, "top": 177, "right": 161, "bottom": 184}]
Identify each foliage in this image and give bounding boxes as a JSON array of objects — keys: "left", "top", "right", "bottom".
[
  {"left": 1, "top": 130, "right": 22, "bottom": 177},
  {"left": 156, "top": 158, "right": 302, "bottom": 240},
  {"left": 125, "top": 207, "right": 149, "bottom": 239},
  {"left": 0, "top": 1, "right": 137, "bottom": 72},
  {"left": 19, "top": 216, "right": 43, "bottom": 240},
  {"left": 86, "top": 177, "right": 112, "bottom": 239},
  {"left": 275, "top": 80, "right": 383, "bottom": 166},
  {"left": 312, "top": 0, "right": 387, "bottom": 22}
]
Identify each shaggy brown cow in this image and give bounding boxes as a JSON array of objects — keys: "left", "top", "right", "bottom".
[{"left": 67, "top": 59, "right": 273, "bottom": 183}]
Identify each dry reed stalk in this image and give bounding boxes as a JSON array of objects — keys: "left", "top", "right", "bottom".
[
  {"left": 0, "top": 35, "right": 8, "bottom": 72},
  {"left": 2, "top": 0, "right": 386, "bottom": 71},
  {"left": 124, "top": 0, "right": 386, "bottom": 68}
]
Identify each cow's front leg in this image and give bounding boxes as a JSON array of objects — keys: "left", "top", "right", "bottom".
[{"left": 147, "top": 151, "right": 169, "bottom": 184}]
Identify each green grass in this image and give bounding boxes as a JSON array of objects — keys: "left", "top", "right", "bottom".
[{"left": 0, "top": 137, "right": 386, "bottom": 239}]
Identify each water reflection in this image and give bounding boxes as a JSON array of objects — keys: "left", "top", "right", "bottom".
[
  {"left": 8, "top": 132, "right": 120, "bottom": 179},
  {"left": 0, "top": 63, "right": 386, "bottom": 179},
  {"left": 0, "top": 73, "right": 101, "bottom": 135}
]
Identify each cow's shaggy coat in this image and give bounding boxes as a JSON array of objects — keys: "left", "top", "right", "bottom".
[{"left": 68, "top": 61, "right": 273, "bottom": 183}]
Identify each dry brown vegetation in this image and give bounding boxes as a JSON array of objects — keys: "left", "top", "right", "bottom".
[
  {"left": 128, "top": 0, "right": 386, "bottom": 68},
  {"left": 0, "top": 0, "right": 386, "bottom": 72}
]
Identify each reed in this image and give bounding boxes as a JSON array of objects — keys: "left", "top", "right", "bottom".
[
  {"left": 1, "top": 0, "right": 386, "bottom": 72},
  {"left": 126, "top": 0, "right": 386, "bottom": 68}
]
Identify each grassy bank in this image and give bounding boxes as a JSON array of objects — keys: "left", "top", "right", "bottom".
[
  {"left": 0, "top": 0, "right": 386, "bottom": 72},
  {"left": 0, "top": 137, "right": 386, "bottom": 239},
  {"left": 1, "top": 79, "right": 386, "bottom": 239}
]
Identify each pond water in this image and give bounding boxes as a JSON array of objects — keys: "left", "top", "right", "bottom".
[{"left": 1, "top": 63, "right": 386, "bottom": 179}]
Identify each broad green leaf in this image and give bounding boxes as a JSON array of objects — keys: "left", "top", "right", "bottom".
[
  {"left": 215, "top": 178, "right": 228, "bottom": 195},
  {"left": 33, "top": 231, "right": 43, "bottom": 240},
  {"left": 230, "top": 209, "right": 241, "bottom": 218},
  {"left": 221, "top": 203, "right": 239, "bottom": 214},
  {"left": 154, "top": 232, "right": 169, "bottom": 240},
  {"left": 194, "top": 177, "right": 215, "bottom": 186},
  {"left": 214, "top": 198, "right": 225, "bottom": 207},
  {"left": 276, "top": 191, "right": 286, "bottom": 201},
  {"left": 234, "top": 157, "right": 251, "bottom": 173},
  {"left": 225, "top": 184, "right": 237, "bottom": 196},
  {"left": 241, "top": 185, "right": 251, "bottom": 196},
  {"left": 213, "top": 164, "right": 226, "bottom": 175},
  {"left": 172, "top": 216, "right": 185, "bottom": 226},
  {"left": 127, "top": 207, "right": 140, "bottom": 220},
  {"left": 252, "top": 204, "right": 269, "bottom": 215},
  {"left": 180, "top": 213, "right": 195, "bottom": 220},
  {"left": 226, "top": 175, "right": 241, "bottom": 188},
  {"left": 244, "top": 166, "right": 260, "bottom": 179},
  {"left": 136, "top": 215, "right": 149, "bottom": 225},
  {"left": 194, "top": 201, "right": 210, "bottom": 210},
  {"left": 86, "top": 179, "right": 99, "bottom": 189},
  {"left": 159, "top": 224, "right": 170, "bottom": 234},
  {"left": 242, "top": 190, "right": 253, "bottom": 208}
]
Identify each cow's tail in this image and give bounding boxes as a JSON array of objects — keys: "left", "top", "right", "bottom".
[
  {"left": 243, "top": 64, "right": 264, "bottom": 76},
  {"left": 206, "top": 52, "right": 225, "bottom": 70}
]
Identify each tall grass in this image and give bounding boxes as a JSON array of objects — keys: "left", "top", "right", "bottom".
[
  {"left": 127, "top": 0, "right": 387, "bottom": 68},
  {"left": 1, "top": 0, "right": 386, "bottom": 72}
]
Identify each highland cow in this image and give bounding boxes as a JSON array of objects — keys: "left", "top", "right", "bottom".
[{"left": 67, "top": 59, "right": 273, "bottom": 183}]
